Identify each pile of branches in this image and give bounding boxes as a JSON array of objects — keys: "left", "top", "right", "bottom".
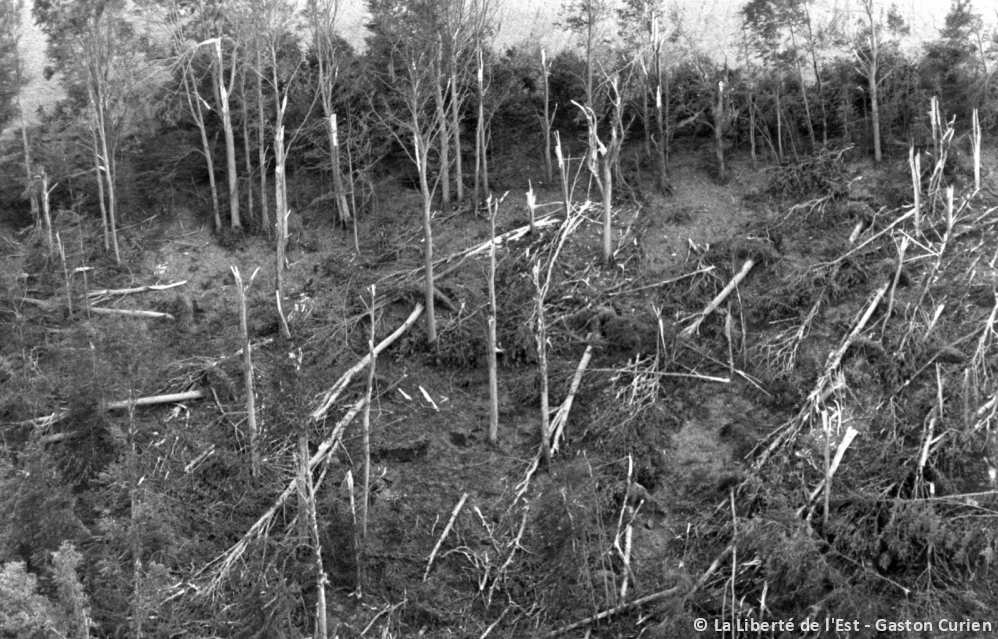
[{"left": 766, "top": 145, "right": 853, "bottom": 201}]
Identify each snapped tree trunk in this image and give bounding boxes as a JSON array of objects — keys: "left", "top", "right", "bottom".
[
  {"left": 328, "top": 114, "right": 351, "bottom": 224},
  {"left": 415, "top": 132, "right": 437, "bottom": 344},
  {"left": 715, "top": 81, "right": 727, "bottom": 182},
  {"left": 231, "top": 266, "right": 260, "bottom": 477}
]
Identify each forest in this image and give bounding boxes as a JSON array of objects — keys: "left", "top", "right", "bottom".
[{"left": 0, "top": 0, "right": 997, "bottom": 636}]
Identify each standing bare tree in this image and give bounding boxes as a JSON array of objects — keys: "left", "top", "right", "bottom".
[
  {"left": 305, "top": 0, "right": 352, "bottom": 225},
  {"left": 213, "top": 37, "right": 242, "bottom": 228},
  {"left": 857, "top": 0, "right": 882, "bottom": 163}
]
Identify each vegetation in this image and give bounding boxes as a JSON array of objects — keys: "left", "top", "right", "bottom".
[{"left": 1, "top": 0, "right": 998, "bottom": 636}]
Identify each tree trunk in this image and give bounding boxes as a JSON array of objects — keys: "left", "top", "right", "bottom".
[
  {"left": 863, "top": 0, "right": 882, "bottom": 164},
  {"left": 14, "top": 59, "right": 40, "bottom": 232},
  {"left": 232, "top": 266, "right": 260, "bottom": 477},
  {"left": 40, "top": 169, "right": 53, "bottom": 253},
  {"left": 185, "top": 73, "right": 221, "bottom": 232},
  {"left": 215, "top": 40, "right": 241, "bottom": 229},
  {"left": 450, "top": 61, "right": 464, "bottom": 203},
  {"left": 534, "top": 266, "right": 551, "bottom": 470},
  {"left": 90, "top": 126, "right": 109, "bottom": 250},
  {"left": 435, "top": 49, "right": 450, "bottom": 212},
  {"left": 789, "top": 25, "right": 816, "bottom": 150},
  {"left": 416, "top": 132, "right": 437, "bottom": 344},
  {"left": 257, "top": 49, "right": 269, "bottom": 236},
  {"left": 328, "top": 114, "right": 351, "bottom": 224},
  {"left": 775, "top": 81, "right": 784, "bottom": 163},
  {"left": 240, "top": 69, "right": 254, "bottom": 229},
  {"left": 715, "top": 81, "right": 727, "bottom": 182},
  {"left": 275, "top": 124, "right": 291, "bottom": 339},
  {"left": 298, "top": 427, "right": 327, "bottom": 639},
  {"left": 95, "top": 100, "right": 120, "bottom": 263},
  {"left": 801, "top": 3, "right": 828, "bottom": 146},
  {"left": 127, "top": 402, "right": 143, "bottom": 639},
  {"left": 541, "top": 49, "right": 553, "bottom": 184},
  {"left": 487, "top": 200, "right": 499, "bottom": 446},
  {"left": 358, "top": 284, "right": 376, "bottom": 594}
]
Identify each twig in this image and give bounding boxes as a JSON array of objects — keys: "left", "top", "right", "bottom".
[
  {"left": 423, "top": 493, "right": 469, "bottom": 581},
  {"left": 486, "top": 507, "right": 529, "bottom": 606}
]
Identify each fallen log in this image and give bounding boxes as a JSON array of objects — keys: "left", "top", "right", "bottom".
[
  {"left": 20, "top": 390, "right": 208, "bottom": 433},
  {"left": 311, "top": 303, "right": 424, "bottom": 421},
  {"left": 88, "top": 307, "right": 175, "bottom": 320},
  {"left": 87, "top": 280, "right": 187, "bottom": 298},
  {"left": 681, "top": 258, "right": 756, "bottom": 337}
]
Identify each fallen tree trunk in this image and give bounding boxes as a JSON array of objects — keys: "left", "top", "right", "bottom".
[
  {"left": 88, "top": 281, "right": 187, "bottom": 298},
  {"left": 21, "top": 297, "right": 174, "bottom": 320},
  {"left": 681, "top": 258, "right": 756, "bottom": 337},
  {"left": 88, "top": 307, "right": 175, "bottom": 320},
  {"left": 204, "top": 394, "right": 369, "bottom": 594},
  {"left": 311, "top": 303, "right": 424, "bottom": 421},
  {"left": 30, "top": 390, "right": 208, "bottom": 438}
]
